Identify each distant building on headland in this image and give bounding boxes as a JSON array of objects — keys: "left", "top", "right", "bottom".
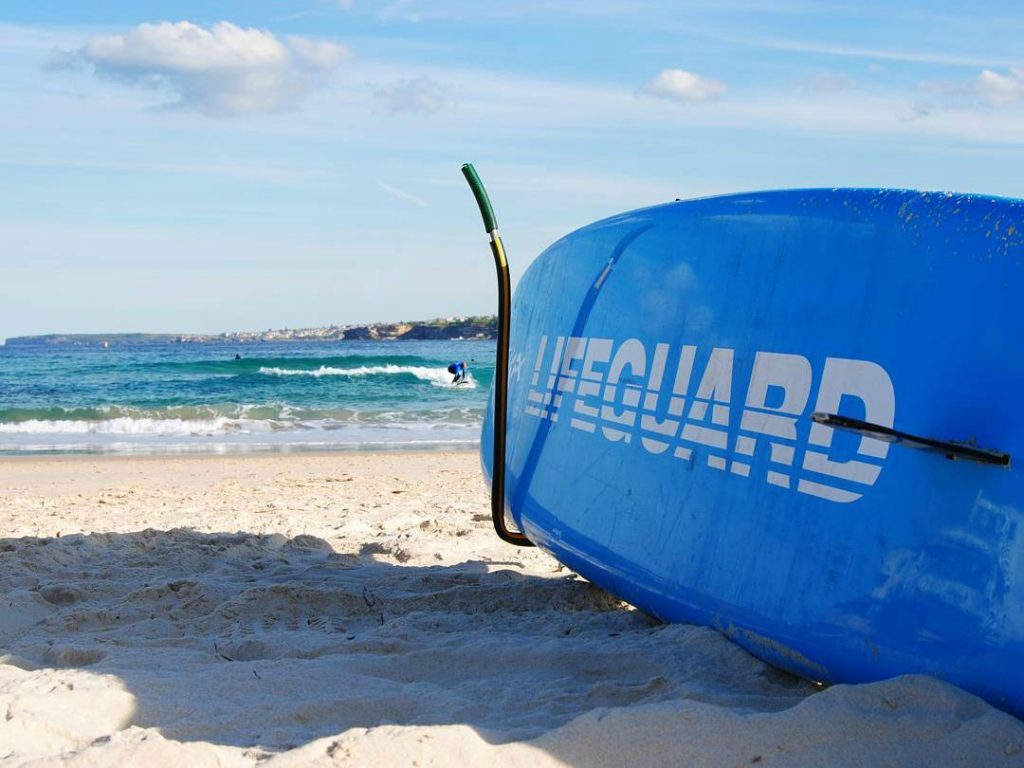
[{"left": 2, "top": 316, "right": 498, "bottom": 347}]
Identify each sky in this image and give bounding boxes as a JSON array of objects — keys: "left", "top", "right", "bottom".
[{"left": 1, "top": 1, "right": 1023, "bottom": 340}]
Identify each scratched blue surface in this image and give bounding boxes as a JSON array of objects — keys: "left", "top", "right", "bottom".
[{"left": 483, "top": 189, "right": 1024, "bottom": 716}]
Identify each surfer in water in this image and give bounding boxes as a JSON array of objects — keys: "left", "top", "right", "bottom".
[{"left": 447, "top": 361, "right": 468, "bottom": 384}]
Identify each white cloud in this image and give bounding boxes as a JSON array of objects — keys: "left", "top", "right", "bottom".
[
  {"left": 377, "top": 181, "right": 427, "bottom": 206},
  {"left": 63, "top": 21, "right": 350, "bottom": 116},
  {"left": 641, "top": 69, "right": 726, "bottom": 102},
  {"left": 698, "top": 30, "right": 1023, "bottom": 70},
  {"left": 287, "top": 35, "right": 350, "bottom": 69},
  {"left": 897, "top": 102, "right": 931, "bottom": 123},
  {"left": 973, "top": 68, "right": 1024, "bottom": 106},
  {"left": 374, "top": 75, "right": 447, "bottom": 113},
  {"left": 917, "top": 68, "right": 1024, "bottom": 111},
  {"left": 807, "top": 71, "right": 855, "bottom": 92},
  {"left": 378, "top": 0, "right": 644, "bottom": 22}
]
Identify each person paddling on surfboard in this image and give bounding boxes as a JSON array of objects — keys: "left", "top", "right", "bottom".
[{"left": 447, "top": 361, "right": 467, "bottom": 384}]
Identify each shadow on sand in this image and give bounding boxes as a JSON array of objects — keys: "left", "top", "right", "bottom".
[{"left": 0, "top": 528, "right": 811, "bottom": 755}]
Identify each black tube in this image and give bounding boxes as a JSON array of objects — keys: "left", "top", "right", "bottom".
[{"left": 461, "top": 164, "right": 534, "bottom": 547}]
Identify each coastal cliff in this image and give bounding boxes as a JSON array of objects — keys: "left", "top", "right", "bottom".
[{"left": 3, "top": 316, "right": 497, "bottom": 347}]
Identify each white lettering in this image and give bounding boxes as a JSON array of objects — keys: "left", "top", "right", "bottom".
[
  {"left": 601, "top": 339, "right": 646, "bottom": 442},
  {"left": 798, "top": 358, "right": 896, "bottom": 502},
  {"left": 738, "top": 352, "right": 813, "bottom": 483},
  {"left": 524, "top": 336, "right": 896, "bottom": 504}
]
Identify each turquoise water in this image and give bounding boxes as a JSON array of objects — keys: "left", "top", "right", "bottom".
[{"left": 0, "top": 340, "right": 493, "bottom": 454}]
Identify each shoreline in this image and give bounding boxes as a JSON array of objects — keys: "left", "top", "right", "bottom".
[
  {"left": 0, "top": 441, "right": 481, "bottom": 461},
  {"left": 0, "top": 446, "right": 478, "bottom": 463}
]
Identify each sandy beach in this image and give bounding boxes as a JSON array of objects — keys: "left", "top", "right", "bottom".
[{"left": 1, "top": 451, "right": 1023, "bottom": 767}]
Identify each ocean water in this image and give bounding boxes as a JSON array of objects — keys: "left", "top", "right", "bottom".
[{"left": 0, "top": 340, "right": 494, "bottom": 455}]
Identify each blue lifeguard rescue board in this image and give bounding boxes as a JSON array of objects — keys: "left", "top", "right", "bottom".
[{"left": 481, "top": 189, "right": 1024, "bottom": 715}]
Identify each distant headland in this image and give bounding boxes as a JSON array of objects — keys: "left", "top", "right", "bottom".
[{"left": 3, "top": 316, "right": 497, "bottom": 347}]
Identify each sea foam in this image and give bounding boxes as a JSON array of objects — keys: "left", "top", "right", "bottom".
[
  {"left": 258, "top": 364, "right": 477, "bottom": 388},
  {"left": 0, "top": 417, "right": 249, "bottom": 436}
]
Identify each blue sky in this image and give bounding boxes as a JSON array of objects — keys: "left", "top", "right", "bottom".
[{"left": 1, "top": 1, "right": 1022, "bottom": 340}]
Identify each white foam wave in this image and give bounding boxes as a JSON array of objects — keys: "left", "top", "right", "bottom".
[
  {"left": 0, "top": 412, "right": 484, "bottom": 438},
  {"left": 0, "top": 417, "right": 257, "bottom": 436},
  {"left": 258, "top": 364, "right": 477, "bottom": 388}
]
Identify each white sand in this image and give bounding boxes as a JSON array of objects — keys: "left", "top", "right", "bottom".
[{"left": 0, "top": 452, "right": 1022, "bottom": 767}]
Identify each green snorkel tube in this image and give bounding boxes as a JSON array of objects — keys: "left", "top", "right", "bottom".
[{"left": 461, "top": 163, "right": 534, "bottom": 547}]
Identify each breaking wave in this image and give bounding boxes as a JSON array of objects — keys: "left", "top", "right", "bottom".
[
  {"left": 0, "top": 417, "right": 245, "bottom": 436},
  {"left": 0, "top": 405, "right": 483, "bottom": 453},
  {"left": 0, "top": 405, "right": 481, "bottom": 432},
  {"left": 258, "top": 364, "right": 477, "bottom": 388}
]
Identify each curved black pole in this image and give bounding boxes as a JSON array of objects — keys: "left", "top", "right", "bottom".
[{"left": 461, "top": 163, "right": 534, "bottom": 547}]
